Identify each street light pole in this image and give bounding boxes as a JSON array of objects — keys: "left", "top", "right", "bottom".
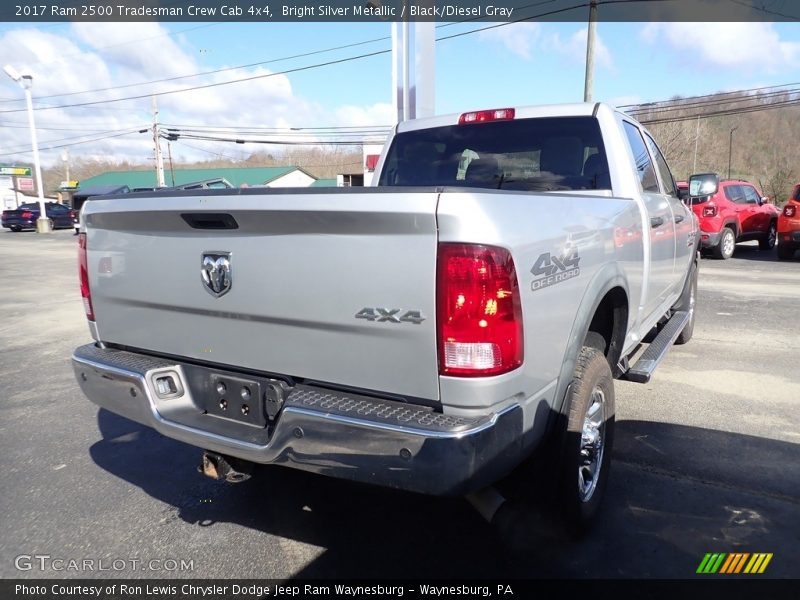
[
  {"left": 583, "top": 0, "right": 598, "bottom": 102},
  {"left": 4, "top": 64, "right": 50, "bottom": 233},
  {"left": 728, "top": 126, "right": 738, "bottom": 179}
]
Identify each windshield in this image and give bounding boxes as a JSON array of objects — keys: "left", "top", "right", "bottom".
[{"left": 378, "top": 116, "right": 611, "bottom": 192}]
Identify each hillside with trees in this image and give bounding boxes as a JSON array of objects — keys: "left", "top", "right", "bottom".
[{"left": 631, "top": 87, "right": 800, "bottom": 205}]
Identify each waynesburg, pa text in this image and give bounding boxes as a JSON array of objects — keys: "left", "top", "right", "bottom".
[{"left": 15, "top": 583, "right": 516, "bottom": 598}]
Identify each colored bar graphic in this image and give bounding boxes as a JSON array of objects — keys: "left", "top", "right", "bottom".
[
  {"left": 733, "top": 553, "right": 750, "bottom": 574},
  {"left": 719, "top": 554, "right": 736, "bottom": 574},
  {"left": 698, "top": 552, "right": 772, "bottom": 575},
  {"left": 697, "top": 554, "right": 713, "bottom": 574},
  {"left": 744, "top": 553, "right": 774, "bottom": 574},
  {"left": 719, "top": 553, "right": 749, "bottom": 574}
]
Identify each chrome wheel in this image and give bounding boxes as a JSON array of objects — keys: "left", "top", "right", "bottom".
[
  {"left": 578, "top": 386, "right": 605, "bottom": 502},
  {"left": 721, "top": 229, "right": 735, "bottom": 258}
]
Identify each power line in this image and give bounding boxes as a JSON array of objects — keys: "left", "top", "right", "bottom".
[
  {"left": 0, "top": 1, "right": 594, "bottom": 114},
  {"left": 4, "top": 0, "right": 561, "bottom": 105},
  {"left": 0, "top": 47, "right": 393, "bottom": 114},
  {"left": 4, "top": 32, "right": 392, "bottom": 104},
  {"left": 620, "top": 81, "right": 800, "bottom": 111},
  {"left": 0, "top": 129, "right": 144, "bottom": 157}
]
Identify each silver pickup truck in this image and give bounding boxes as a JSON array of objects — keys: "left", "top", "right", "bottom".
[{"left": 73, "top": 102, "right": 698, "bottom": 530}]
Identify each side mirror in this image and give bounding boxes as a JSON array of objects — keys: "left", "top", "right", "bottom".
[
  {"left": 761, "top": 196, "right": 770, "bottom": 204},
  {"left": 689, "top": 173, "right": 719, "bottom": 197}
]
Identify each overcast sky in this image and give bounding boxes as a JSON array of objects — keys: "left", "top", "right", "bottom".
[{"left": 1, "top": 20, "right": 799, "bottom": 168}]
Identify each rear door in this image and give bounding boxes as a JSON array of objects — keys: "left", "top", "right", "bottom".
[
  {"left": 644, "top": 132, "right": 694, "bottom": 282},
  {"left": 84, "top": 189, "right": 441, "bottom": 401},
  {"left": 740, "top": 184, "right": 767, "bottom": 233},
  {"left": 622, "top": 121, "right": 676, "bottom": 315}
]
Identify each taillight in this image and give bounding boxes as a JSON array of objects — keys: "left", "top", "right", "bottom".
[
  {"left": 703, "top": 204, "right": 718, "bottom": 217},
  {"left": 78, "top": 233, "right": 94, "bottom": 321},
  {"left": 458, "top": 108, "right": 515, "bottom": 125},
  {"left": 437, "top": 243, "right": 523, "bottom": 376},
  {"left": 21, "top": 211, "right": 33, "bottom": 219},
  {"left": 785, "top": 204, "right": 797, "bottom": 218}
]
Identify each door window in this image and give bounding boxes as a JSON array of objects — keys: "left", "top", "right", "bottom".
[
  {"left": 622, "top": 122, "right": 659, "bottom": 193},
  {"left": 724, "top": 185, "right": 747, "bottom": 204},
  {"left": 741, "top": 186, "right": 760, "bottom": 205},
  {"left": 644, "top": 133, "right": 677, "bottom": 197}
]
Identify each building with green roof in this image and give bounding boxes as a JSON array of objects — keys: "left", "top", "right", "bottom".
[
  {"left": 77, "top": 166, "right": 316, "bottom": 190},
  {"left": 309, "top": 178, "right": 337, "bottom": 187}
]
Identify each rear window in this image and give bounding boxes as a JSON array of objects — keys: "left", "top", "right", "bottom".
[
  {"left": 378, "top": 116, "right": 611, "bottom": 191},
  {"left": 793, "top": 186, "right": 800, "bottom": 201},
  {"left": 19, "top": 203, "right": 38, "bottom": 210}
]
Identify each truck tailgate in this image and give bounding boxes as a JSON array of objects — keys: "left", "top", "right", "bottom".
[{"left": 84, "top": 190, "right": 440, "bottom": 401}]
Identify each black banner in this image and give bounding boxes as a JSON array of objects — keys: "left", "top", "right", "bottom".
[
  {"left": 1, "top": 0, "right": 799, "bottom": 23},
  {"left": 2, "top": 579, "right": 799, "bottom": 600}
]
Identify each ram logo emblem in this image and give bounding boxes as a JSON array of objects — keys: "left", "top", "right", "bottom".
[{"left": 201, "top": 252, "right": 232, "bottom": 297}]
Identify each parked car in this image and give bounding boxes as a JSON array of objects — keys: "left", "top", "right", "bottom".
[
  {"left": 676, "top": 180, "right": 689, "bottom": 202},
  {"left": 71, "top": 185, "right": 131, "bottom": 234},
  {"left": 1, "top": 202, "right": 76, "bottom": 231},
  {"left": 687, "top": 174, "right": 779, "bottom": 259},
  {"left": 777, "top": 183, "right": 800, "bottom": 260}
]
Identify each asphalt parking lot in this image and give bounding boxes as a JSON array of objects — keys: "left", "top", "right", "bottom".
[{"left": 0, "top": 229, "right": 797, "bottom": 580}]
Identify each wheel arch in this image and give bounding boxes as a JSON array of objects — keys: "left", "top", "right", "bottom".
[{"left": 552, "top": 264, "right": 630, "bottom": 417}]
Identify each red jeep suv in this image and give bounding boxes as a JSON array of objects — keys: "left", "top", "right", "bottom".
[
  {"left": 778, "top": 183, "right": 800, "bottom": 260},
  {"left": 688, "top": 174, "right": 779, "bottom": 259}
]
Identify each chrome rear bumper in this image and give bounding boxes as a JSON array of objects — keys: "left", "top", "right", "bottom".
[{"left": 72, "top": 344, "right": 523, "bottom": 495}]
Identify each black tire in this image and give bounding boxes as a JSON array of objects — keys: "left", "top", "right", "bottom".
[
  {"left": 711, "top": 227, "right": 736, "bottom": 259},
  {"left": 777, "top": 244, "right": 795, "bottom": 260},
  {"left": 556, "top": 346, "right": 615, "bottom": 535},
  {"left": 759, "top": 221, "right": 777, "bottom": 251},
  {"left": 673, "top": 257, "right": 698, "bottom": 345},
  {"left": 10, "top": 226, "right": 21, "bottom": 232}
]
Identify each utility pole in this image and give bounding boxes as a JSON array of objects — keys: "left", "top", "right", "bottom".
[
  {"left": 583, "top": 0, "right": 598, "bottom": 102},
  {"left": 728, "top": 126, "right": 738, "bottom": 179},
  {"left": 62, "top": 150, "right": 70, "bottom": 183},
  {"left": 167, "top": 141, "right": 175, "bottom": 186},
  {"left": 152, "top": 96, "right": 166, "bottom": 188}
]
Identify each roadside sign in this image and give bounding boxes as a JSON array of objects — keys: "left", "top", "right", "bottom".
[
  {"left": 0, "top": 176, "right": 12, "bottom": 189},
  {"left": 0, "top": 166, "right": 32, "bottom": 176},
  {"left": 17, "top": 177, "right": 34, "bottom": 191}
]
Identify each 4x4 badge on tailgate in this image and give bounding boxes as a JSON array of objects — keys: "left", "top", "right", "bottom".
[{"left": 201, "top": 252, "right": 232, "bottom": 297}]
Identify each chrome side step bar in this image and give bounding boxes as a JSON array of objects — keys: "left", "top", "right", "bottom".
[{"left": 621, "top": 310, "right": 689, "bottom": 384}]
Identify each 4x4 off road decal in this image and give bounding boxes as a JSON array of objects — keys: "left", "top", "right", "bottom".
[{"left": 531, "top": 251, "right": 581, "bottom": 292}]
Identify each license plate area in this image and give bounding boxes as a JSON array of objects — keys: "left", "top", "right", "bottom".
[{"left": 205, "top": 374, "right": 267, "bottom": 427}]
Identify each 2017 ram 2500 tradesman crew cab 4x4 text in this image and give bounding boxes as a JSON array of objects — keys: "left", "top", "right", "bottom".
[{"left": 72, "top": 103, "right": 699, "bottom": 530}]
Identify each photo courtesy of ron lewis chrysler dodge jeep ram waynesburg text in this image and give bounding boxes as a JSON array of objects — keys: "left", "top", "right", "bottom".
[{"left": 72, "top": 103, "right": 699, "bottom": 533}]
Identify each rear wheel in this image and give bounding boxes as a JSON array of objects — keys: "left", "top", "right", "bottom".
[
  {"left": 557, "top": 346, "right": 615, "bottom": 534},
  {"left": 10, "top": 225, "right": 21, "bottom": 232},
  {"left": 777, "top": 244, "right": 795, "bottom": 260},
  {"left": 712, "top": 227, "right": 736, "bottom": 259},
  {"left": 759, "top": 221, "right": 777, "bottom": 250}
]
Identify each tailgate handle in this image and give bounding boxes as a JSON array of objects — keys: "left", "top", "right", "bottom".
[{"left": 181, "top": 213, "right": 239, "bottom": 230}]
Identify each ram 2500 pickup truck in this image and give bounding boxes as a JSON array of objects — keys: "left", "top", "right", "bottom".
[{"left": 72, "top": 103, "right": 699, "bottom": 530}]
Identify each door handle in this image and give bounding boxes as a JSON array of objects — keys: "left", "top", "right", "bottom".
[
  {"left": 650, "top": 216, "right": 665, "bottom": 228},
  {"left": 674, "top": 215, "right": 685, "bottom": 224}
]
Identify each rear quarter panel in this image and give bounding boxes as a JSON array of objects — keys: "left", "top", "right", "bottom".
[{"left": 436, "top": 189, "right": 643, "bottom": 436}]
